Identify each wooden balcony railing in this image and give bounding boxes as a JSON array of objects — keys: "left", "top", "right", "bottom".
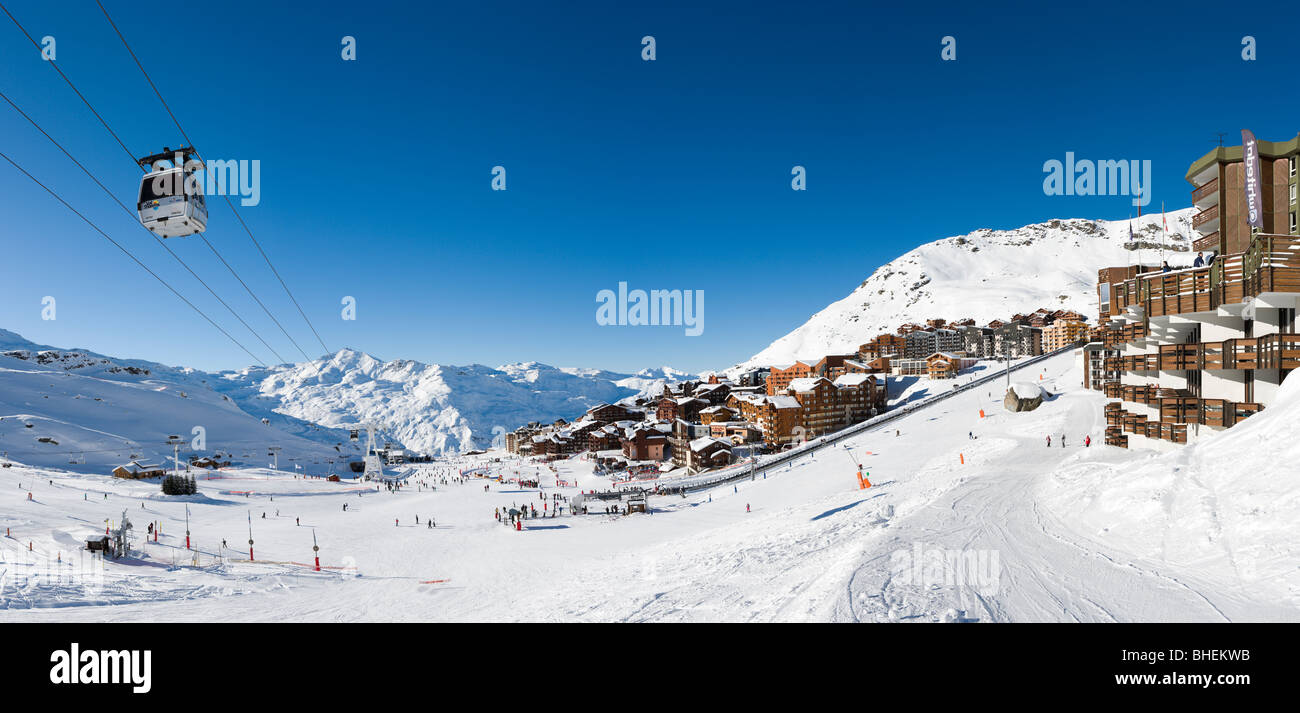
[
  {"left": 1160, "top": 397, "right": 1262, "bottom": 427},
  {"left": 1243, "top": 233, "right": 1300, "bottom": 296},
  {"left": 1158, "top": 343, "right": 1200, "bottom": 370},
  {"left": 1257, "top": 333, "right": 1300, "bottom": 369},
  {"left": 1161, "top": 397, "right": 1201, "bottom": 425},
  {"left": 1191, "top": 178, "right": 1219, "bottom": 204},
  {"left": 1192, "top": 231, "right": 1220, "bottom": 253},
  {"left": 1192, "top": 203, "right": 1219, "bottom": 229},
  {"left": 1141, "top": 267, "right": 1215, "bottom": 317},
  {"left": 1210, "top": 251, "right": 1247, "bottom": 306}
]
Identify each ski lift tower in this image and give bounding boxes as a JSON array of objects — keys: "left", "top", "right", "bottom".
[
  {"left": 166, "top": 435, "right": 186, "bottom": 476},
  {"left": 361, "top": 423, "right": 384, "bottom": 482},
  {"left": 267, "top": 445, "right": 282, "bottom": 470}
]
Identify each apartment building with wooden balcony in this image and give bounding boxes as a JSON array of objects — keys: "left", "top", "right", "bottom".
[
  {"left": 1186, "top": 133, "right": 1300, "bottom": 256},
  {"left": 1097, "top": 138, "right": 1300, "bottom": 448},
  {"left": 1043, "top": 320, "right": 1088, "bottom": 352},
  {"left": 766, "top": 361, "right": 813, "bottom": 395}
]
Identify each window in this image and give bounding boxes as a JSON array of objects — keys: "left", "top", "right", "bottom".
[
  {"left": 1292, "top": 212, "right": 1298, "bottom": 234},
  {"left": 1291, "top": 183, "right": 1297, "bottom": 206},
  {"left": 1291, "top": 157, "right": 1297, "bottom": 177}
]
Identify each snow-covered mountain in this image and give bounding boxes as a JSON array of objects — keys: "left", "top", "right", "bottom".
[
  {"left": 0, "top": 328, "right": 690, "bottom": 467},
  {"left": 236, "top": 352, "right": 688, "bottom": 455},
  {"left": 732, "top": 209, "right": 1195, "bottom": 370}
]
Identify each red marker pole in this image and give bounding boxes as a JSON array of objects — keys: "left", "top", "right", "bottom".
[{"left": 312, "top": 529, "right": 321, "bottom": 572}]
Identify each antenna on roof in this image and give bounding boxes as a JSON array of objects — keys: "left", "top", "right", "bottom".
[{"left": 1217, "top": 133, "right": 1227, "bottom": 147}]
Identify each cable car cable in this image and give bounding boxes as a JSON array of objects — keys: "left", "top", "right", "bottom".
[
  {"left": 2, "top": 5, "right": 315, "bottom": 372},
  {"left": 0, "top": 149, "right": 266, "bottom": 366},
  {"left": 96, "top": 0, "right": 334, "bottom": 363},
  {"left": 0, "top": 1, "right": 141, "bottom": 172},
  {"left": 0, "top": 89, "right": 288, "bottom": 365}
]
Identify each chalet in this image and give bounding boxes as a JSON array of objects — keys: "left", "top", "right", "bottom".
[
  {"left": 686, "top": 437, "right": 732, "bottom": 473},
  {"left": 585, "top": 403, "right": 640, "bottom": 424},
  {"left": 699, "top": 404, "right": 738, "bottom": 425},
  {"left": 111, "top": 461, "right": 165, "bottom": 480},
  {"left": 621, "top": 424, "right": 669, "bottom": 461},
  {"left": 925, "top": 352, "right": 978, "bottom": 379}
]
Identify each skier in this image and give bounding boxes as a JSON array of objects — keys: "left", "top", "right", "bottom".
[
  {"left": 1061, "top": 434, "right": 1066, "bottom": 448},
  {"left": 1084, "top": 435, "right": 1091, "bottom": 448},
  {"left": 746, "top": 503, "right": 750, "bottom": 513},
  {"left": 1046, "top": 435, "right": 1051, "bottom": 447},
  {"left": 343, "top": 503, "right": 348, "bottom": 512}
]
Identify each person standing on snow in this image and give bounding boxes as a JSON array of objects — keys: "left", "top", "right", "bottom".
[
  {"left": 1084, "top": 435, "right": 1091, "bottom": 448},
  {"left": 1046, "top": 435, "right": 1051, "bottom": 447}
]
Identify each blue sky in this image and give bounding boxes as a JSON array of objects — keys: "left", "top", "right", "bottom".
[{"left": 2, "top": 0, "right": 1297, "bottom": 373}]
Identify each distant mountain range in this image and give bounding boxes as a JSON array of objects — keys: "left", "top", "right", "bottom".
[{"left": 0, "top": 327, "right": 691, "bottom": 469}]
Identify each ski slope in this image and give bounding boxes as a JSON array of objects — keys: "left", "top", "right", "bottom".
[{"left": 2, "top": 349, "right": 1296, "bottom": 622}]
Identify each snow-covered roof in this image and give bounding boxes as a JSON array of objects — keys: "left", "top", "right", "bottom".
[
  {"left": 786, "top": 377, "right": 828, "bottom": 392},
  {"left": 768, "top": 395, "right": 800, "bottom": 409},
  {"left": 833, "top": 373, "right": 872, "bottom": 386},
  {"left": 689, "top": 436, "right": 730, "bottom": 452}
]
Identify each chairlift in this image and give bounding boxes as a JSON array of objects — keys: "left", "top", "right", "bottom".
[{"left": 136, "top": 146, "right": 207, "bottom": 238}]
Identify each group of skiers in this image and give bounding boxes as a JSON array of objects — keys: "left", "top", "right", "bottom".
[{"left": 1045, "top": 434, "right": 1091, "bottom": 447}]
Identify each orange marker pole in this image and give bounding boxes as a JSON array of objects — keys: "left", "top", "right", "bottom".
[{"left": 960, "top": 453, "right": 965, "bottom": 465}]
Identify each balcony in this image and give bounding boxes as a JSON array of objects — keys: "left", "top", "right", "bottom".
[
  {"left": 1160, "top": 397, "right": 1262, "bottom": 427},
  {"left": 1192, "top": 231, "right": 1220, "bottom": 253},
  {"left": 1243, "top": 233, "right": 1300, "bottom": 296},
  {"left": 1140, "top": 267, "right": 1215, "bottom": 317},
  {"left": 1158, "top": 343, "right": 1200, "bottom": 370},
  {"left": 1257, "top": 333, "right": 1300, "bottom": 369},
  {"left": 1192, "top": 203, "right": 1219, "bottom": 233},
  {"left": 1191, "top": 177, "right": 1220, "bottom": 207}
]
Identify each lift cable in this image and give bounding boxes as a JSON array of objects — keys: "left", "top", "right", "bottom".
[
  {"left": 96, "top": 0, "right": 334, "bottom": 363},
  {"left": 0, "top": 88, "right": 288, "bottom": 365},
  {"left": 0, "top": 1, "right": 141, "bottom": 171},
  {"left": 0, "top": 148, "right": 266, "bottom": 366}
]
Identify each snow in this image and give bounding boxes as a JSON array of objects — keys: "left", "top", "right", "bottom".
[
  {"left": 1012, "top": 382, "right": 1044, "bottom": 399},
  {"left": 4, "top": 348, "right": 1296, "bottom": 622},
  {"left": 0, "top": 329, "right": 690, "bottom": 463},
  {"left": 731, "top": 210, "right": 1194, "bottom": 371}
]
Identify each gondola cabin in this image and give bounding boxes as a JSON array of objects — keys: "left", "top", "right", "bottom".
[{"left": 136, "top": 146, "right": 207, "bottom": 238}]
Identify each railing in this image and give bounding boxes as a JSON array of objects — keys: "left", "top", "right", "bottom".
[
  {"left": 1158, "top": 343, "right": 1200, "bottom": 370},
  {"left": 1161, "top": 397, "right": 1201, "bottom": 425},
  {"left": 1211, "top": 251, "right": 1246, "bottom": 306},
  {"left": 1192, "top": 231, "right": 1220, "bottom": 253},
  {"left": 1191, "top": 177, "right": 1219, "bottom": 205},
  {"left": 1141, "top": 267, "right": 1215, "bottom": 317},
  {"left": 1243, "top": 233, "right": 1300, "bottom": 296},
  {"left": 1257, "top": 333, "right": 1300, "bottom": 369},
  {"left": 1192, "top": 203, "right": 1219, "bottom": 229}
]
